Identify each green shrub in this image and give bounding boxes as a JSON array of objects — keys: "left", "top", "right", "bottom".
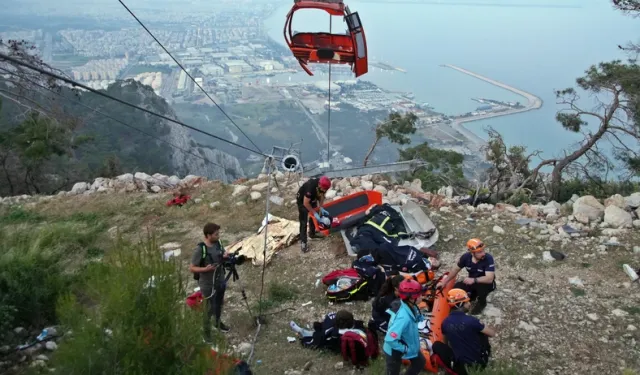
[
  {"left": 0, "top": 226, "right": 76, "bottom": 332},
  {"left": 51, "top": 235, "right": 223, "bottom": 375}
]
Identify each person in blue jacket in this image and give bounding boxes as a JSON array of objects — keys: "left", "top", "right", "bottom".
[{"left": 383, "top": 278, "right": 426, "bottom": 375}]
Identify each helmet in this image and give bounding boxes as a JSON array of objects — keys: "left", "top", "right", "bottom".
[
  {"left": 398, "top": 279, "right": 422, "bottom": 300},
  {"left": 318, "top": 176, "right": 331, "bottom": 191},
  {"left": 447, "top": 288, "right": 470, "bottom": 307},
  {"left": 466, "top": 238, "right": 485, "bottom": 253}
]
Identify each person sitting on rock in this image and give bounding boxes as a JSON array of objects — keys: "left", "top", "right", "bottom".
[
  {"left": 432, "top": 288, "right": 495, "bottom": 375},
  {"left": 436, "top": 238, "right": 495, "bottom": 315}
]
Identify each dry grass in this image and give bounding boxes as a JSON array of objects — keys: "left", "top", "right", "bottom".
[{"left": 3, "top": 182, "right": 640, "bottom": 375}]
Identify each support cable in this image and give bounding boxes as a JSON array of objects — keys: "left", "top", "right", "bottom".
[{"left": 117, "top": 0, "right": 264, "bottom": 155}]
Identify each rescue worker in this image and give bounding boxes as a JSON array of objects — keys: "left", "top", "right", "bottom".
[
  {"left": 436, "top": 238, "right": 495, "bottom": 315},
  {"left": 432, "top": 289, "right": 495, "bottom": 375},
  {"left": 189, "top": 223, "right": 230, "bottom": 342},
  {"left": 296, "top": 175, "right": 331, "bottom": 253},
  {"left": 350, "top": 203, "right": 408, "bottom": 252},
  {"left": 383, "top": 279, "right": 426, "bottom": 375}
]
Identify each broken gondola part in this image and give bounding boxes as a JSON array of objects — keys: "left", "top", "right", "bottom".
[{"left": 284, "top": 0, "right": 368, "bottom": 77}]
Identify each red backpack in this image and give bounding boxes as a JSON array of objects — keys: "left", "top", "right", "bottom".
[{"left": 340, "top": 329, "right": 379, "bottom": 367}]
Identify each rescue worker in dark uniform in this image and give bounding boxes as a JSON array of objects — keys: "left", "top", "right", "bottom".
[
  {"left": 432, "top": 288, "right": 495, "bottom": 375},
  {"left": 436, "top": 238, "right": 496, "bottom": 315},
  {"left": 350, "top": 203, "right": 408, "bottom": 252},
  {"left": 296, "top": 175, "right": 331, "bottom": 253}
]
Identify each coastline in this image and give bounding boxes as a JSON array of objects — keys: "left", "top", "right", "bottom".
[{"left": 442, "top": 64, "right": 544, "bottom": 148}]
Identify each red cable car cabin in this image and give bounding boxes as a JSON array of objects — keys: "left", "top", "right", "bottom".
[{"left": 284, "top": 0, "right": 368, "bottom": 78}]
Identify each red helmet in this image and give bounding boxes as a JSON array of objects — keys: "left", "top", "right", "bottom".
[
  {"left": 398, "top": 279, "right": 422, "bottom": 300},
  {"left": 319, "top": 176, "right": 331, "bottom": 190}
]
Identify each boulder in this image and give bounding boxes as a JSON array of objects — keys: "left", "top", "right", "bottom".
[
  {"left": 373, "top": 185, "right": 388, "bottom": 195},
  {"left": 603, "top": 205, "right": 632, "bottom": 228},
  {"left": 572, "top": 196, "right": 604, "bottom": 221},
  {"left": 251, "top": 182, "right": 269, "bottom": 192},
  {"left": 232, "top": 185, "right": 249, "bottom": 197},
  {"left": 71, "top": 182, "right": 88, "bottom": 195},
  {"left": 604, "top": 194, "right": 625, "bottom": 208},
  {"left": 361, "top": 180, "right": 374, "bottom": 190},
  {"left": 624, "top": 192, "right": 640, "bottom": 209},
  {"left": 250, "top": 191, "right": 262, "bottom": 200},
  {"left": 325, "top": 189, "right": 337, "bottom": 199}
]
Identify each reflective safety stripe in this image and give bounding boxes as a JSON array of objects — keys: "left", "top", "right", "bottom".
[{"left": 365, "top": 216, "right": 398, "bottom": 237}]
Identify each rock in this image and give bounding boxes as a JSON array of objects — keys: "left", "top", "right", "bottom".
[
  {"left": 409, "top": 179, "right": 423, "bottom": 192},
  {"left": 325, "top": 189, "right": 337, "bottom": 199},
  {"left": 209, "top": 201, "right": 220, "bottom": 208},
  {"left": 232, "top": 185, "right": 249, "bottom": 197},
  {"left": 303, "top": 360, "right": 313, "bottom": 371},
  {"left": 569, "top": 277, "right": 584, "bottom": 288},
  {"left": 361, "top": 180, "right": 374, "bottom": 190},
  {"left": 627, "top": 325, "right": 637, "bottom": 331},
  {"left": 604, "top": 194, "right": 625, "bottom": 208},
  {"left": 251, "top": 182, "right": 269, "bottom": 191},
  {"left": 604, "top": 205, "right": 632, "bottom": 228},
  {"left": 116, "top": 173, "right": 134, "bottom": 183},
  {"left": 633, "top": 220, "right": 640, "bottom": 229},
  {"left": 624, "top": 192, "right": 640, "bottom": 208},
  {"left": 30, "top": 359, "right": 47, "bottom": 368},
  {"left": 374, "top": 185, "right": 388, "bottom": 195},
  {"left": 334, "top": 362, "right": 344, "bottom": 370},
  {"left": 150, "top": 185, "right": 162, "bottom": 193},
  {"left": 518, "top": 321, "right": 538, "bottom": 331},
  {"left": 250, "top": 192, "right": 262, "bottom": 201},
  {"left": 269, "top": 196, "right": 284, "bottom": 206},
  {"left": 44, "top": 341, "right": 57, "bottom": 351},
  {"left": 237, "top": 342, "right": 252, "bottom": 356},
  {"left": 634, "top": 246, "right": 640, "bottom": 254},
  {"left": 573, "top": 196, "right": 605, "bottom": 221},
  {"left": 493, "top": 225, "right": 505, "bottom": 234},
  {"left": 612, "top": 309, "right": 628, "bottom": 317},
  {"left": 542, "top": 251, "right": 555, "bottom": 262},
  {"left": 587, "top": 313, "right": 598, "bottom": 321},
  {"left": 167, "top": 175, "right": 181, "bottom": 186},
  {"left": 574, "top": 212, "right": 590, "bottom": 224},
  {"left": 70, "top": 182, "right": 88, "bottom": 195},
  {"left": 14, "top": 327, "right": 27, "bottom": 337},
  {"left": 440, "top": 206, "right": 451, "bottom": 213}
]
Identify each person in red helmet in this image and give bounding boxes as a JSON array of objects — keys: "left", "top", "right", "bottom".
[
  {"left": 296, "top": 175, "right": 331, "bottom": 253},
  {"left": 383, "top": 278, "right": 426, "bottom": 375}
]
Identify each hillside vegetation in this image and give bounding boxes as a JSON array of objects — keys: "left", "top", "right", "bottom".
[{"left": 1, "top": 171, "right": 639, "bottom": 375}]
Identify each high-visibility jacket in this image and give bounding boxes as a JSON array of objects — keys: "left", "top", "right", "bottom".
[{"left": 363, "top": 204, "right": 407, "bottom": 238}]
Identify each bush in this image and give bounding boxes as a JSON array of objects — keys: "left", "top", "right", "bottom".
[
  {"left": 51, "top": 235, "right": 224, "bottom": 375},
  {"left": 0, "top": 224, "right": 76, "bottom": 332}
]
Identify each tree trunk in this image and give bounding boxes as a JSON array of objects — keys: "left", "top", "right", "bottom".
[
  {"left": 0, "top": 155, "right": 14, "bottom": 195},
  {"left": 363, "top": 136, "right": 380, "bottom": 167}
]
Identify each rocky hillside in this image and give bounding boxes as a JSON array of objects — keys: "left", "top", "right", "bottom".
[{"left": 1, "top": 172, "right": 639, "bottom": 375}]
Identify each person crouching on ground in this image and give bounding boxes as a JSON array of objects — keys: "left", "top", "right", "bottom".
[
  {"left": 296, "top": 175, "right": 331, "bottom": 253},
  {"left": 190, "top": 222, "right": 230, "bottom": 343},
  {"left": 370, "top": 274, "right": 404, "bottom": 334},
  {"left": 383, "top": 279, "right": 426, "bottom": 375},
  {"left": 432, "top": 288, "right": 495, "bottom": 375},
  {"left": 436, "top": 238, "right": 496, "bottom": 315},
  {"left": 289, "top": 310, "right": 359, "bottom": 353}
]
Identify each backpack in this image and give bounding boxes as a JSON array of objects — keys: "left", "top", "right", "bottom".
[
  {"left": 322, "top": 269, "right": 370, "bottom": 303},
  {"left": 193, "top": 241, "right": 226, "bottom": 281},
  {"left": 340, "top": 328, "right": 379, "bottom": 367}
]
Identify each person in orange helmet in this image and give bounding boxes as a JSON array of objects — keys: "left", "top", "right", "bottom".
[
  {"left": 432, "top": 288, "right": 495, "bottom": 375},
  {"left": 436, "top": 238, "right": 495, "bottom": 315}
]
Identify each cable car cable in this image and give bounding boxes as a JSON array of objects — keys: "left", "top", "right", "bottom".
[
  {"left": 326, "top": 15, "right": 333, "bottom": 165},
  {"left": 0, "top": 52, "right": 274, "bottom": 159},
  {"left": 117, "top": 0, "right": 264, "bottom": 155}
]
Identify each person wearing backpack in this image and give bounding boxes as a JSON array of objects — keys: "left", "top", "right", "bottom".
[
  {"left": 370, "top": 274, "right": 404, "bottom": 334},
  {"left": 383, "top": 279, "right": 426, "bottom": 375},
  {"left": 190, "top": 222, "right": 230, "bottom": 343}
]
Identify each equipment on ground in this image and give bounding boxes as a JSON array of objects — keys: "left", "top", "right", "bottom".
[{"left": 284, "top": 0, "right": 368, "bottom": 77}]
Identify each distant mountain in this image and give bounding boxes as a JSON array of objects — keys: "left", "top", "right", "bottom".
[{"left": 0, "top": 79, "right": 245, "bottom": 196}]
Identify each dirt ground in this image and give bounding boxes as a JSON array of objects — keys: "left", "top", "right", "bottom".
[{"left": 15, "top": 179, "right": 640, "bottom": 375}]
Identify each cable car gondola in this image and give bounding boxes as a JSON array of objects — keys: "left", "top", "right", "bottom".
[{"left": 283, "top": 0, "right": 368, "bottom": 78}]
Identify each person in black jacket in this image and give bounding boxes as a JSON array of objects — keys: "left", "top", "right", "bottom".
[
  {"left": 289, "top": 310, "right": 361, "bottom": 353},
  {"left": 350, "top": 203, "right": 408, "bottom": 252},
  {"left": 296, "top": 175, "right": 331, "bottom": 253},
  {"left": 369, "top": 274, "right": 404, "bottom": 334}
]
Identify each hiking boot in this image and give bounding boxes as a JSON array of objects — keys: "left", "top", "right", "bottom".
[
  {"left": 301, "top": 242, "right": 309, "bottom": 253},
  {"left": 308, "top": 232, "right": 321, "bottom": 239},
  {"left": 215, "top": 321, "right": 230, "bottom": 333}
]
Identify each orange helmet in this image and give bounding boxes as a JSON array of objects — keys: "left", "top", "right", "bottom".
[
  {"left": 466, "top": 238, "right": 485, "bottom": 253},
  {"left": 447, "top": 288, "right": 470, "bottom": 307}
]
